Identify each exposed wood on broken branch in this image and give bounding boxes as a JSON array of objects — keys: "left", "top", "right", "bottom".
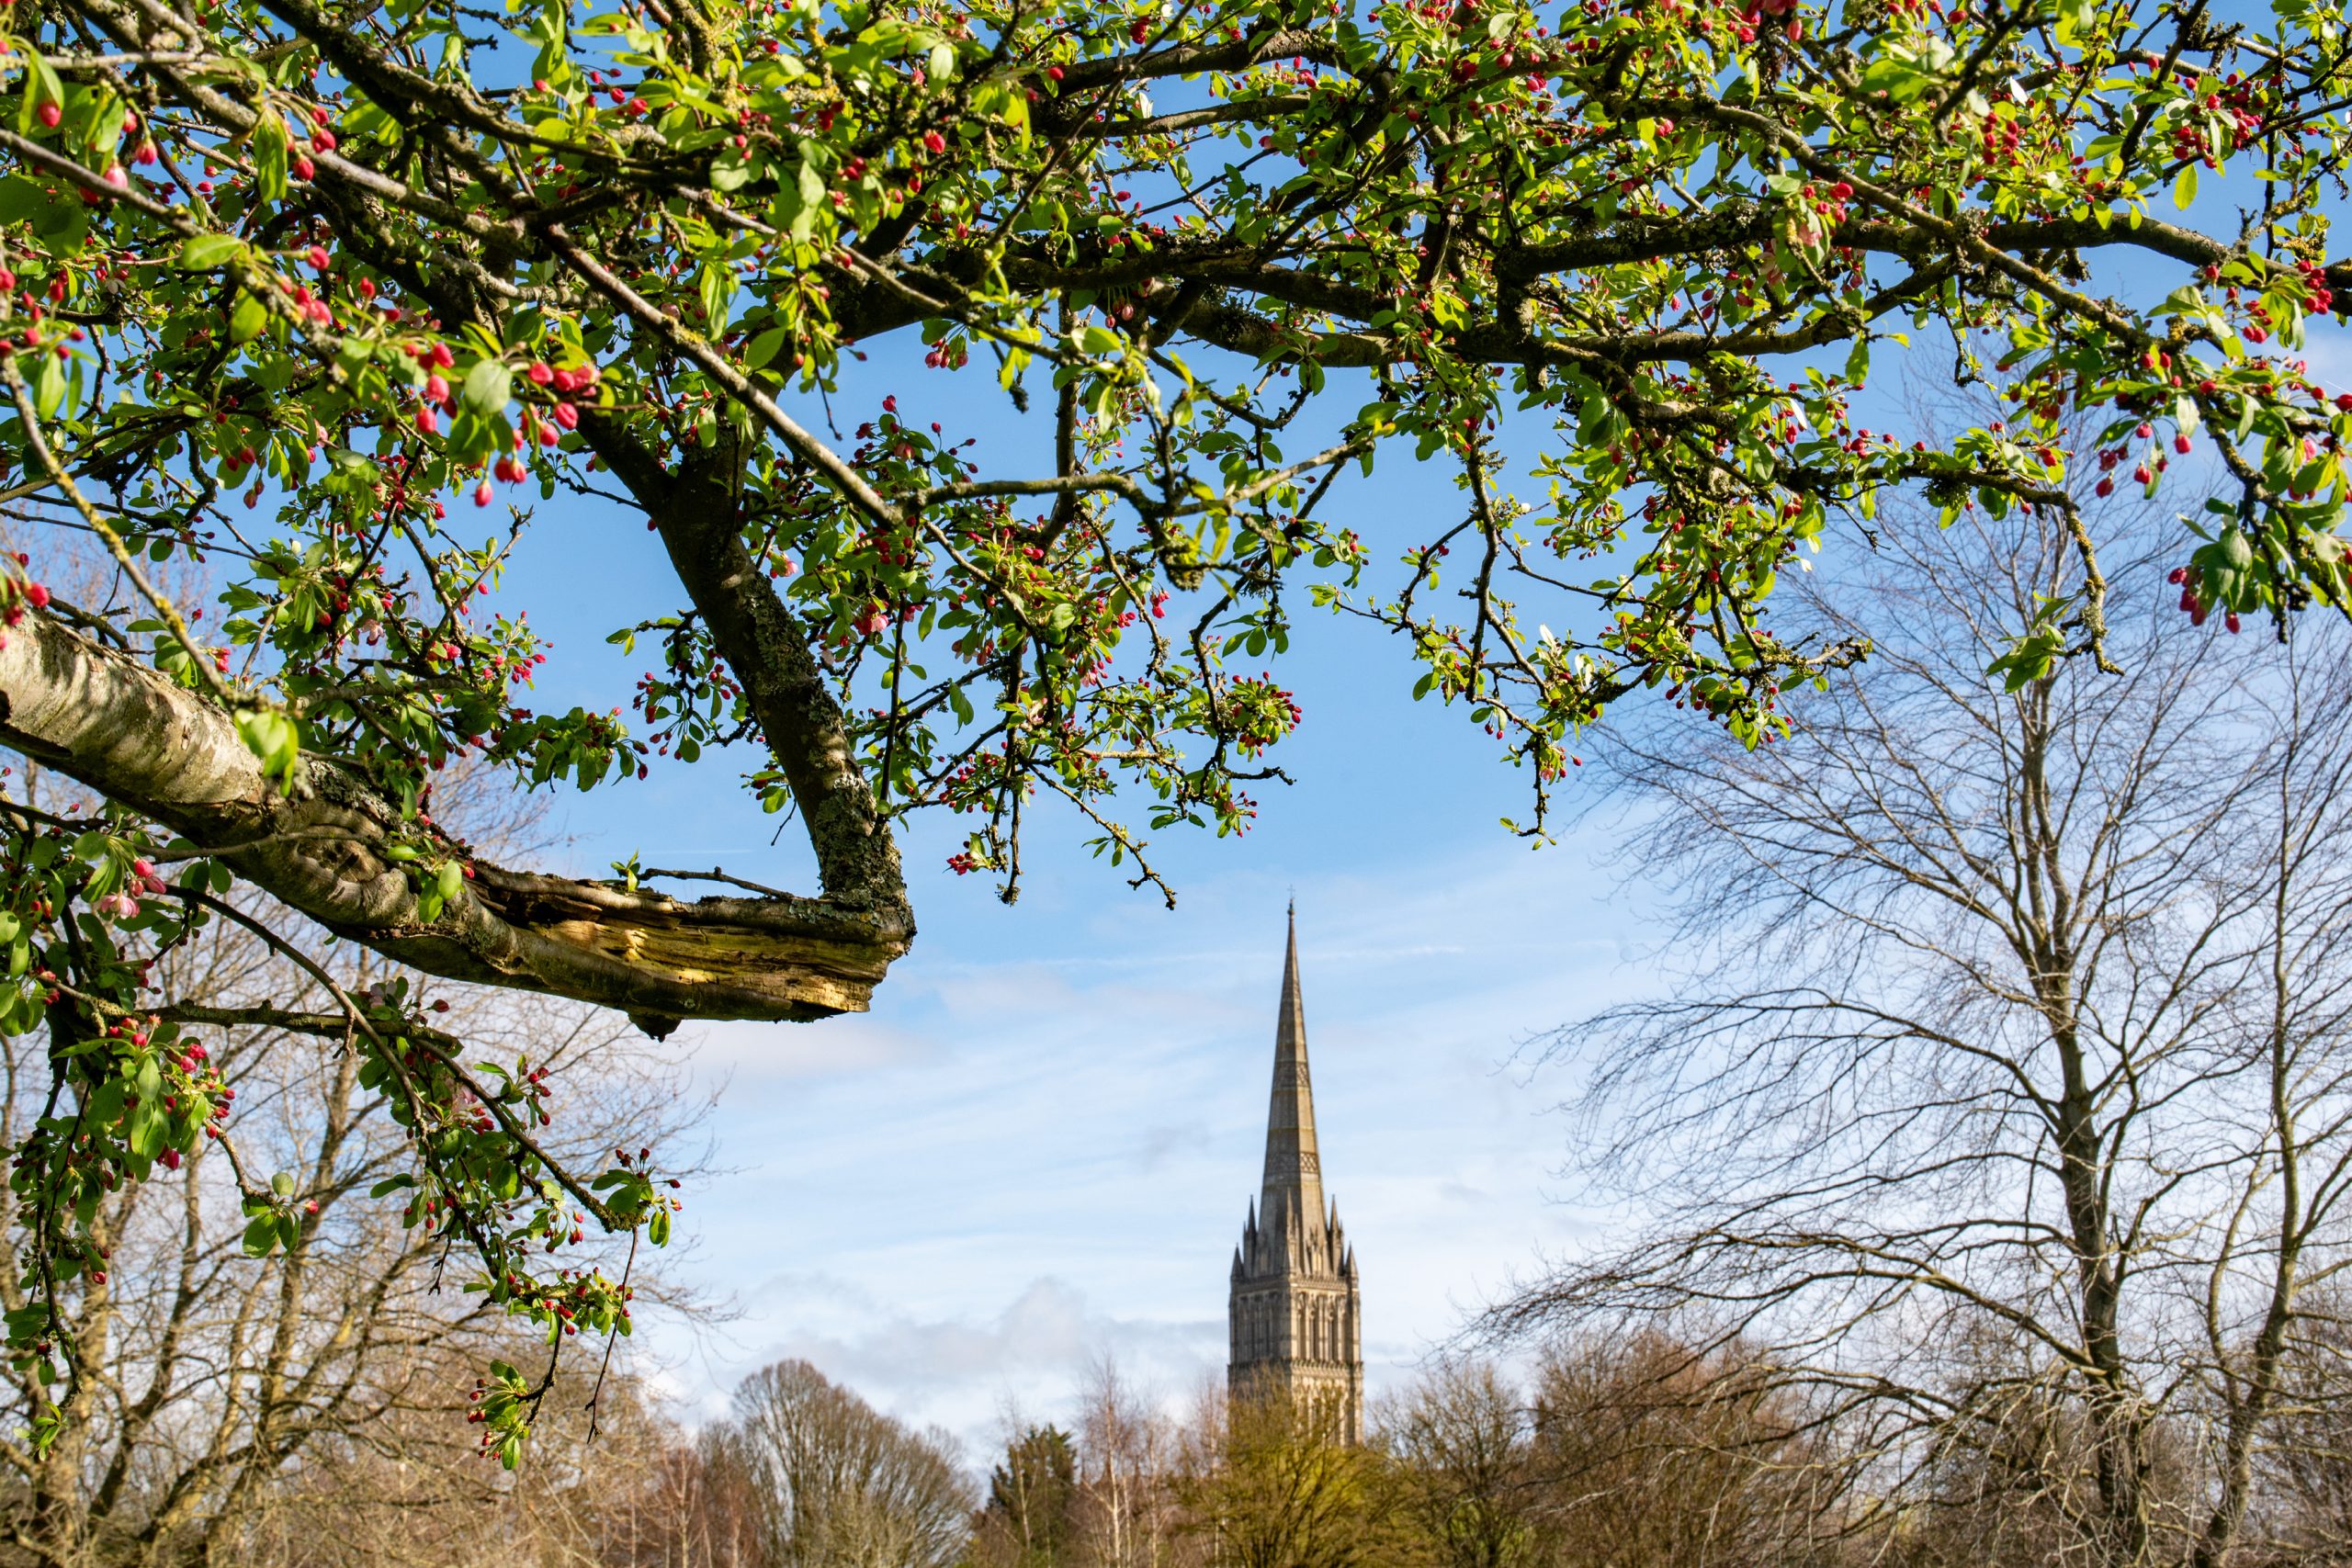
[{"left": 0, "top": 611, "right": 908, "bottom": 1032}]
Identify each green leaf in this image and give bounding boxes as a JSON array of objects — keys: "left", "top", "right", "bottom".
[
  {"left": 746, "top": 327, "right": 790, "bottom": 369},
  {"left": 698, "top": 264, "right": 734, "bottom": 333},
  {"left": 127, "top": 1106, "right": 165, "bottom": 1159},
  {"left": 27, "top": 195, "right": 86, "bottom": 260},
  {"left": 462, "top": 358, "right": 514, "bottom": 417},
  {"left": 31, "top": 354, "right": 63, "bottom": 420},
  {"left": 2174, "top": 164, "right": 2198, "bottom": 210},
  {"left": 253, "top": 114, "right": 289, "bottom": 202},
  {"left": 229, "top": 291, "right": 268, "bottom": 344},
  {"left": 176, "top": 233, "right": 245, "bottom": 271},
  {"left": 241, "top": 1213, "right": 278, "bottom": 1258},
  {"left": 235, "top": 709, "right": 301, "bottom": 790}
]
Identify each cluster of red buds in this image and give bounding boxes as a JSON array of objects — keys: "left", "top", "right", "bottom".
[
  {"left": 0, "top": 555, "right": 52, "bottom": 649},
  {"left": 2167, "top": 565, "right": 2242, "bottom": 633}
]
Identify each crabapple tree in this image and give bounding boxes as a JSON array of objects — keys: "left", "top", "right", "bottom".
[{"left": 0, "top": 0, "right": 2344, "bottom": 1457}]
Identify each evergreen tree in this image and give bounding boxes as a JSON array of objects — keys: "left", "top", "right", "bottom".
[{"left": 978, "top": 1425, "right": 1082, "bottom": 1568}]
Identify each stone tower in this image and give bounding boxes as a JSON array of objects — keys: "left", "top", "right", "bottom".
[{"left": 1227, "top": 908, "right": 1364, "bottom": 1443}]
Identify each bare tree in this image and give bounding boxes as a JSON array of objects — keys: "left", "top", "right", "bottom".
[
  {"left": 1489, "top": 499, "right": 2352, "bottom": 1568},
  {"left": 2252, "top": 1284, "right": 2352, "bottom": 1562},
  {"left": 1375, "top": 1359, "right": 1539, "bottom": 1568},
  {"left": 710, "top": 1359, "right": 971, "bottom": 1568},
  {"left": 0, "top": 758, "right": 707, "bottom": 1568},
  {"left": 231, "top": 1352, "right": 734, "bottom": 1568},
  {"left": 1524, "top": 1335, "right": 1838, "bottom": 1568},
  {"left": 1071, "top": 1359, "right": 1180, "bottom": 1568}
]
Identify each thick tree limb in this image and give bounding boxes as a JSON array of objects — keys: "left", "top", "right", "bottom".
[{"left": 0, "top": 612, "right": 906, "bottom": 1028}]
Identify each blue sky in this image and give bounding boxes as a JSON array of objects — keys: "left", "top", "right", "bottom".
[
  {"left": 648, "top": 832, "right": 1641, "bottom": 1449},
  {"left": 464, "top": 173, "right": 2352, "bottom": 1453},
  {"left": 473, "top": 346, "right": 1672, "bottom": 1450}
]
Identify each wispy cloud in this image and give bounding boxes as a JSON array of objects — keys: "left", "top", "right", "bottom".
[{"left": 636, "top": 830, "right": 1643, "bottom": 1452}]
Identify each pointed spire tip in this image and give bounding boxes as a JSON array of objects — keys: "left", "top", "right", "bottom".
[{"left": 1261, "top": 900, "right": 1321, "bottom": 1215}]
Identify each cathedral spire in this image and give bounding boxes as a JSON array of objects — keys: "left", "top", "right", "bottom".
[
  {"left": 1260, "top": 901, "right": 1325, "bottom": 1229},
  {"left": 1229, "top": 905, "right": 1364, "bottom": 1444}
]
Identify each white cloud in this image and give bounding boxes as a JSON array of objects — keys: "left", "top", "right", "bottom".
[
  {"left": 690, "top": 1015, "right": 946, "bottom": 1083},
  {"left": 669, "top": 1273, "right": 1219, "bottom": 1441},
  {"left": 635, "top": 830, "right": 1643, "bottom": 1454}
]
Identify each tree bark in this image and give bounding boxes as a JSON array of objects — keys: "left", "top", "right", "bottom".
[{"left": 0, "top": 610, "right": 907, "bottom": 1028}]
